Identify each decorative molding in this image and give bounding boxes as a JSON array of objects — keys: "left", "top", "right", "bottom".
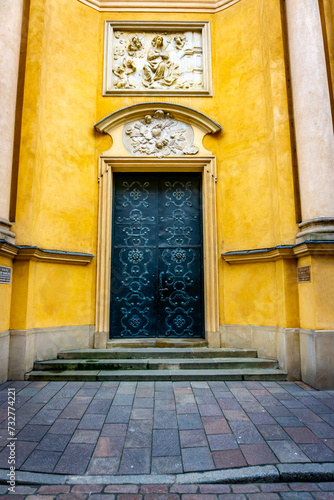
[
  {"left": 123, "top": 110, "right": 199, "bottom": 158},
  {"left": 293, "top": 241, "right": 334, "bottom": 258},
  {"left": 221, "top": 246, "right": 295, "bottom": 264},
  {"left": 95, "top": 102, "right": 222, "bottom": 136},
  {"left": 103, "top": 22, "right": 212, "bottom": 96},
  {"left": 0, "top": 241, "right": 18, "bottom": 260},
  {"left": 78, "top": 0, "right": 241, "bottom": 13},
  {"left": 0, "top": 241, "right": 94, "bottom": 265},
  {"left": 222, "top": 242, "right": 334, "bottom": 264},
  {"left": 15, "top": 247, "right": 94, "bottom": 265}
]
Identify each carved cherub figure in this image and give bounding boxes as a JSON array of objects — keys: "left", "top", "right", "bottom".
[
  {"left": 127, "top": 35, "right": 143, "bottom": 56},
  {"left": 113, "top": 58, "right": 136, "bottom": 88},
  {"left": 174, "top": 34, "right": 186, "bottom": 50}
]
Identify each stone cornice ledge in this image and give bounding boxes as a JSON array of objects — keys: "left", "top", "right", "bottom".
[
  {"left": 222, "top": 242, "right": 334, "bottom": 264},
  {"left": 78, "top": 0, "right": 240, "bottom": 13},
  {"left": 0, "top": 241, "right": 94, "bottom": 265}
]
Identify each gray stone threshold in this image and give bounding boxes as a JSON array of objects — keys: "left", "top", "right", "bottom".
[{"left": 1, "top": 463, "right": 333, "bottom": 486}]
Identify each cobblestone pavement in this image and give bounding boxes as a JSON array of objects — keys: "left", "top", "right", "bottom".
[
  {"left": 1, "top": 481, "right": 334, "bottom": 499},
  {"left": 1, "top": 380, "right": 334, "bottom": 476}
]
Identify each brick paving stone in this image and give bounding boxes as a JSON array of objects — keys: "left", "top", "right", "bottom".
[
  {"left": 307, "top": 423, "right": 334, "bottom": 438},
  {"left": 279, "top": 493, "right": 314, "bottom": 499},
  {"left": 116, "top": 496, "right": 142, "bottom": 500},
  {"left": 182, "top": 495, "right": 217, "bottom": 500},
  {"left": 59, "top": 402, "right": 89, "bottom": 419},
  {"left": 232, "top": 484, "right": 260, "bottom": 493},
  {"left": 198, "top": 404, "right": 223, "bottom": 417},
  {"left": 196, "top": 396, "right": 217, "bottom": 405},
  {"left": 71, "top": 430, "right": 100, "bottom": 444},
  {"left": 37, "top": 432, "right": 71, "bottom": 451},
  {"left": 21, "top": 449, "right": 62, "bottom": 472},
  {"left": 101, "top": 423, "right": 128, "bottom": 436},
  {"left": 202, "top": 416, "right": 231, "bottom": 435},
  {"left": 44, "top": 397, "right": 71, "bottom": 410},
  {"left": 86, "top": 399, "right": 111, "bottom": 414},
  {"left": 29, "top": 409, "right": 61, "bottom": 425},
  {"left": 177, "top": 413, "right": 203, "bottom": 429},
  {"left": 284, "top": 426, "right": 321, "bottom": 443},
  {"left": 152, "top": 429, "right": 180, "bottom": 456},
  {"left": 290, "top": 483, "right": 320, "bottom": 491},
  {"left": 300, "top": 443, "right": 334, "bottom": 461},
  {"left": 89, "top": 494, "right": 115, "bottom": 500},
  {"left": 218, "top": 494, "right": 247, "bottom": 499},
  {"left": 180, "top": 429, "right": 208, "bottom": 448},
  {"left": 182, "top": 446, "right": 215, "bottom": 472},
  {"left": 318, "top": 483, "right": 334, "bottom": 491},
  {"left": 16, "top": 424, "right": 50, "bottom": 441},
  {"left": 217, "top": 399, "right": 242, "bottom": 410},
  {"left": 247, "top": 494, "right": 280, "bottom": 499},
  {"left": 118, "top": 447, "right": 151, "bottom": 474},
  {"left": 275, "top": 417, "right": 305, "bottom": 427},
  {"left": 212, "top": 449, "right": 247, "bottom": 468},
  {"left": 267, "top": 439, "right": 310, "bottom": 462},
  {"left": 247, "top": 411, "right": 276, "bottom": 425},
  {"left": 72, "top": 485, "right": 103, "bottom": 493},
  {"left": 239, "top": 442, "right": 279, "bottom": 465},
  {"left": 291, "top": 408, "right": 324, "bottom": 423},
  {"left": 256, "top": 424, "right": 290, "bottom": 440},
  {"left": 105, "top": 486, "right": 139, "bottom": 493},
  {"left": 133, "top": 398, "right": 154, "bottom": 409},
  {"left": 0, "top": 495, "right": 26, "bottom": 500},
  {"left": 94, "top": 435, "right": 125, "bottom": 457},
  {"left": 140, "top": 485, "right": 168, "bottom": 493},
  {"left": 260, "top": 484, "right": 290, "bottom": 492},
  {"left": 200, "top": 485, "right": 230, "bottom": 493},
  {"left": 131, "top": 408, "right": 154, "bottom": 420},
  {"left": 49, "top": 418, "right": 79, "bottom": 434},
  {"left": 125, "top": 420, "right": 152, "bottom": 448},
  {"left": 106, "top": 406, "right": 132, "bottom": 424},
  {"left": 313, "top": 493, "right": 334, "bottom": 500},
  {"left": 151, "top": 455, "right": 183, "bottom": 473},
  {"left": 229, "top": 421, "right": 264, "bottom": 444},
  {"left": 176, "top": 403, "right": 199, "bottom": 414},
  {"left": 0, "top": 440, "right": 37, "bottom": 468},
  {"left": 223, "top": 410, "right": 249, "bottom": 422},
  {"left": 154, "top": 400, "right": 176, "bottom": 410},
  {"left": 265, "top": 405, "right": 293, "bottom": 417},
  {"left": 87, "top": 456, "right": 120, "bottom": 474},
  {"left": 207, "top": 433, "right": 239, "bottom": 451},
  {"left": 170, "top": 485, "right": 198, "bottom": 493},
  {"left": 53, "top": 494, "right": 89, "bottom": 500},
  {"left": 112, "top": 394, "right": 135, "bottom": 406},
  {"left": 38, "top": 486, "right": 71, "bottom": 494},
  {"left": 25, "top": 496, "right": 56, "bottom": 500},
  {"left": 78, "top": 414, "right": 106, "bottom": 430},
  {"left": 154, "top": 410, "right": 177, "bottom": 429},
  {"left": 12, "top": 486, "right": 37, "bottom": 494},
  {"left": 54, "top": 443, "right": 95, "bottom": 474}
]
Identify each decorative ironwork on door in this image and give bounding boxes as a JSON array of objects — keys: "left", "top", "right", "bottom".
[{"left": 110, "top": 173, "right": 203, "bottom": 338}]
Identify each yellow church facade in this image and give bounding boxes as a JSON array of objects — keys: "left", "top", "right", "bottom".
[{"left": 1, "top": 0, "right": 334, "bottom": 389}]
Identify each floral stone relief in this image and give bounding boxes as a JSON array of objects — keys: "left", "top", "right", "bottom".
[
  {"left": 122, "top": 110, "right": 199, "bottom": 158},
  {"left": 111, "top": 30, "right": 204, "bottom": 91}
]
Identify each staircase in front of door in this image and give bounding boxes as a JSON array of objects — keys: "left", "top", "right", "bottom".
[{"left": 25, "top": 339, "right": 287, "bottom": 381}]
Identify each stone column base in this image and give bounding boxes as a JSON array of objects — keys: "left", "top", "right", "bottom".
[
  {"left": 296, "top": 217, "right": 334, "bottom": 243},
  {"left": 300, "top": 329, "right": 334, "bottom": 390}
]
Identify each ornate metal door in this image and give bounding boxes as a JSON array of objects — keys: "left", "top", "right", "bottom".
[{"left": 110, "top": 172, "right": 203, "bottom": 338}]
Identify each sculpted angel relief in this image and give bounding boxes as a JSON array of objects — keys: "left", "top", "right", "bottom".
[{"left": 111, "top": 30, "right": 204, "bottom": 90}]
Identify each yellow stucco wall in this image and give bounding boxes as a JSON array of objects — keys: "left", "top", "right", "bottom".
[{"left": 8, "top": 0, "right": 333, "bottom": 336}]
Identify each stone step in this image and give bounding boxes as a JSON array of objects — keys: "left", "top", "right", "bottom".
[
  {"left": 34, "top": 357, "right": 277, "bottom": 371},
  {"left": 58, "top": 348, "right": 258, "bottom": 360},
  {"left": 25, "top": 368, "right": 287, "bottom": 382},
  {"left": 106, "top": 338, "right": 208, "bottom": 348}
]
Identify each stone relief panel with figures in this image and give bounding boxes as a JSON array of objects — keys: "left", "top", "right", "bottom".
[
  {"left": 103, "top": 22, "right": 212, "bottom": 96},
  {"left": 122, "top": 110, "right": 199, "bottom": 158}
]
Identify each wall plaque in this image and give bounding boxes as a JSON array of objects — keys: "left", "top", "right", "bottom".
[
  {"left": 103, "top": 21, "right": 212, "bottom": 96},
  {"left": 0, "top": 266, "right": 11, "bottom": 284},
  {"left": 298, "top": 265, "right": 311, "bottom": 283}
]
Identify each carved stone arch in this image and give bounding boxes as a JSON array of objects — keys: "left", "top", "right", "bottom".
[{"left": 94, "top": 104, "right": 222, "bottom": 348}]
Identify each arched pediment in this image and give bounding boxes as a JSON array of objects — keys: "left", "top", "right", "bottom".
[{"left": 94, "top": 103, "right": 222, "bottom": 157}]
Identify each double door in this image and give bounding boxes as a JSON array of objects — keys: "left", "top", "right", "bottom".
[{"left": 110, "top": 172, "right": 203, "bottom": 338}]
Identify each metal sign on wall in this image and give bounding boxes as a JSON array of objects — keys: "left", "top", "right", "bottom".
[
  {"left": 0, "top": 266, "right": 12, "bottom": 284},
  {"left": 298, "top": 265, "right": 311, "bottom": 283}
]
